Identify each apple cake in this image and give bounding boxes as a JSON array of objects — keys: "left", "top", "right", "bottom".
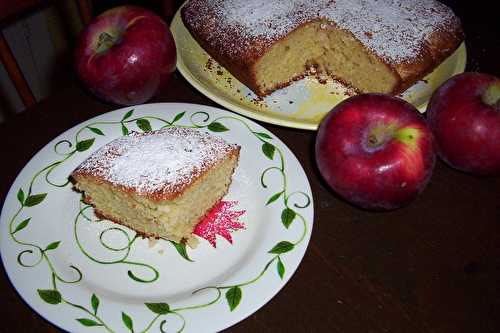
[
  {"left": 71, "top": 127, "right": 240, "bottom": 247},
  {"left": 181, "top": 0, "right": 464, "bottom": 96}
]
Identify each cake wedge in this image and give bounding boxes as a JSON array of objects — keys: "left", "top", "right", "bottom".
[{"left": 71, "top": 127, "right": 240, "bottom": 247}]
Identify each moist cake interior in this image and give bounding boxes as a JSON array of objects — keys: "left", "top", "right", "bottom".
[{"left": 254, "top": 19, "right": 398, "bottom": 95}]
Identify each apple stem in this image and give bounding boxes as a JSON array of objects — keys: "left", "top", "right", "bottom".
[
  {"left": 481, "top": 81, "right": 500, "bottom": 109},
  {"left": 367, "top": 124, "right": 395, "bottom": 149},
  {"left": 95, "top": 32, "right": 117, "bottom": 54},
  {"left": 368, "top": 134, "right": 379, "bottom": 147}
]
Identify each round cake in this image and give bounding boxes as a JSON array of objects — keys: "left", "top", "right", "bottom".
[{"left": 181, "top": 0, "right": 464, "bottom": 96}]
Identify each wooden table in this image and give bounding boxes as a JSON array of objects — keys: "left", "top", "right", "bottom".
[{"left": 1, "top": 1, "right": 499, "bottom": 332}]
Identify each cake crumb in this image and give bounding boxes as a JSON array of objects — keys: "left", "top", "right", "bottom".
[{"left": 206, "top": 58, "right": 213, "bottom": 70}]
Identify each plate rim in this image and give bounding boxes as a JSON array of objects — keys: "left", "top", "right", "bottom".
[{"left": 0, "top": 102, "right": 314, "bottom": 332}]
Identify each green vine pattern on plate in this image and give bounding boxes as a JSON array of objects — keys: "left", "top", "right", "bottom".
[{"left": 7, "top": 108, "right": 311, "bottom": 332}]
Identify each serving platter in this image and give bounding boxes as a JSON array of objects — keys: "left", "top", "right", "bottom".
[
  {"left": 0, "top": 103, "right": 314, "bottom": 332},
  {"left": 171, "top": 7, "right": 467, "bottom": 130}
]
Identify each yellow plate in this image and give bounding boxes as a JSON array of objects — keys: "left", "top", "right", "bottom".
[{"left": 171, "top": 7, "right": 466, "bottom": 131}]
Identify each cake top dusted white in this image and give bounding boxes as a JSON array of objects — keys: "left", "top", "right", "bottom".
[
  {"left": 182, "top": 0, "right": 461, "bottom": 64},
  {"left": 72, "top": 127, "right": 238, "bottom": 198}
]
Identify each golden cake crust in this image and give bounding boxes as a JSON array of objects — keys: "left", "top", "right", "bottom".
[{"left": 181, "top": 0, "right": 464, "bottom": 96}]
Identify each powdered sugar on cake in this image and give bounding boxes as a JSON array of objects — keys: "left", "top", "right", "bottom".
[
  {"left": 73, "top": 127, "right": 237, "bottom": 197},
  {"left": 183, "top": 0, "right": 460, "bottom": 64},
  {"left": 320, "top": 0, "right": 458, "bottom": 63}
]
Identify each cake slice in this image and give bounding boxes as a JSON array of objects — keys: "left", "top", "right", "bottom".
[
  {"left": 71, "top": 127, "right": 240, "bottom": 247},
  {"left": 181, "top": 0, "right": 464, "bottom": 97}
]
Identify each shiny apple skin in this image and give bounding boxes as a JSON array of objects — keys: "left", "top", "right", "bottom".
[
  {"left": 316, "top": 94, "right": 436, "bottom": 210},
  {"left": 426, "top": 72, "right": 500, "bottom": 176},
  {"left": 75, "top": 6, "right": 176, "bottom": 106}
]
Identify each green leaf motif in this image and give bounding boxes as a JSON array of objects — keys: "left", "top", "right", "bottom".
[
  {"left": 122, "top": 124, "right": 129, "bottom": 136},
  {"left": 91, "top": 294, "right": 99, "bottom": 314},
  {"left": 88, "top": 127, "right": 104, "bottom": 136},
  {"left": 277, "top": 257, "right": 285, "bottom": 279},
  {"left": 160, "top": 320, "right": 168, "bottom": 333},
  {"left": 281, "top": 208, "right": 296, "bottom": 229},
  {"left": 122, "top": 312, "right": 134, "bottom": 332},
  {"left": 145, "top": 303, "right": 170, "bottom": 315},
  {"left": 170, "top": 241, "right": 193, "bottom": 262},
  {"left": 77, "top": 318, "right": 102, "bottom": 327},
  {"left": 45, "top": 241, "right": 61, "bottom": 251},
  {"left": 122, "top": 110, "right": 134, "bottom": 121},
  {"left": 268, "top": 241, "right": 295, "bottom": 254},
  {"left": 17, "top": 188, "right": 25, "bottom": 206},
  {"left": 254, "top": 132, "right": 272, "bottom": 140},
  {"left": 76, "top": 138, "right": 95, "bottom": 152},
  {"left": 262, "top": 142, "right": 275, "bottom": 160},
  {"left": 207, "top": 121, "right": 229, "bottom": 132},
  {"left": 24, "top": 193, "right": 47, "bottom": 207},
  {"left": 266, "top": 191, "right": 283, "bottom": 205},
  {"left": 37, "top": 289, "right": 61, "bottom": 305},
  {"left": 172, "top": 111, "right": 185, "bottom": 124},
  {"left": 13, "top": 218, "right": 31, "bottom": 234},
  {"left": 136, "top": 118, "right": 152, "bottom": 132},
  {"left": 225, "top": 286, "right": 242, "bottom": 311}
]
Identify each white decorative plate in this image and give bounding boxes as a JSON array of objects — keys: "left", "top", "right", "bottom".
[
  {"left": 0, "top": 103, "right": 314, "bottom": 332},
  {"left": 171, "top": 6, "right": 467, "bottom": 130}
]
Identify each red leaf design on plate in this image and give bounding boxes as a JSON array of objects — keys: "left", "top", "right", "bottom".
[{"left": 193, "top": 201, "right": 246, "bottom": 247}]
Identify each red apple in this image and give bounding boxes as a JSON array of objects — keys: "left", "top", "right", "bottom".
[
  {"left": 426, "top": 72, "right": 500, "bottom": 176},
  {"left": 316, "top": 94, "right": 436, "bottom": 210},
  {"left": 75, "top": 5, "right": 176, "bottom": 106}
]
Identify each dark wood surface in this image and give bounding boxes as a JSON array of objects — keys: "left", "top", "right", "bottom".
[{"left": 1, "top": 1, "right": 499, "bottom": 332}]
